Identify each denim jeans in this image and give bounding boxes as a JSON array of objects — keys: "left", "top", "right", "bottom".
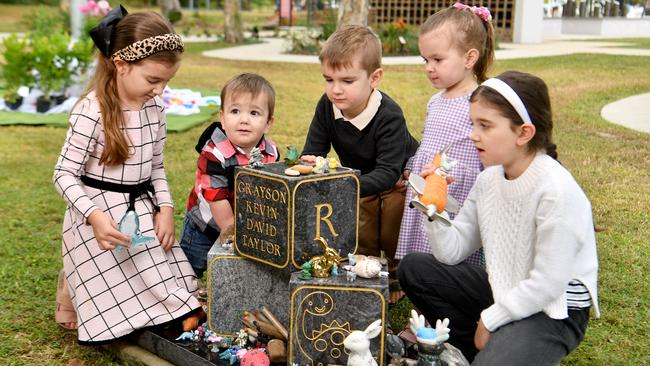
[
  {"left": 179, "top": 215, "right": 215, "bottom": 278},
  {"left": 398, "top": 253, "right": 589, "bottom": 365}
]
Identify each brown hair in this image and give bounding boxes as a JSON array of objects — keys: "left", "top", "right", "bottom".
[
  {"left": 220, "top": 73, "right": 276, "bottom": 119},
  {"left": 319, "top": 25, "right": 381, "bottom": 75},
  {"left": 81, "top": 11, "right": 182, "bottom": 166},
  {"left": 420, "top": 5, "right": 495, "bottom": 83},
  {"left": 470, "top": 70, "right": 558, "bottom": 159}
]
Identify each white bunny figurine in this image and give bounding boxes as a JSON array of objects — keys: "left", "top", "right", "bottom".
[{"left": 343, "top": 319, "right": 383, "bottom": 366}]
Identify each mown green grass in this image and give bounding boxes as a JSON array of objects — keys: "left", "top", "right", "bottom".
[
  {"left": 586, "top": 37, "right": 650, "bottom": 49},
  {"left": 0, "top": 47, "right": 648, "bottom": 365}
]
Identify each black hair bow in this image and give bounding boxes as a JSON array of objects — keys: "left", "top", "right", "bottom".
[{"left": 89, "top": 5, "right": 128, "bottom": 58}]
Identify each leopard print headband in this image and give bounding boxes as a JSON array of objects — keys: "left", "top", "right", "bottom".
[{"left": 112, "top": 33, "right": 184, "bottom": 61}]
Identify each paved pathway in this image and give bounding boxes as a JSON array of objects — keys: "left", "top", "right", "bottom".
[
  {"left": 202, "top": 36, "right": 650, "bottom": 134},
  {"left": 601, "top": 92, "right": 650, "bottom": 134},
  {"left": 202, "top": 36, "right": 650, "bottom": 64}
]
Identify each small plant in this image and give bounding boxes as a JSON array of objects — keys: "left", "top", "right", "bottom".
[
  {"left": 379, "top": 19, "right": 419, "bottom": 56},
  {"left": 30, "top": 34, "right": 71, "bottom": 101},
  {"left": 20, "top": 6, "right": 67, "bottom": 37},
  {"left": 167, "top": 9, "right": 183, "bottom": 24},
  {"left": 1, "top": 34, "right": 35, "bottom": 102},
  {"left": 1, "top": 30, "right": 95, "bottom": 111},
  {"left": 286, "top": 27, "right": 322, "bottom": 55}
]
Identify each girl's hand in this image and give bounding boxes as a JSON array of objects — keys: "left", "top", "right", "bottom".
[
  {"left": 154, "top": 206, "right": 175, "bottom": 252},
  {"left": 474, "top": 319, "right": 490, "bottom": 350},
  {"left": 88, "top": 210, "right": 131, "bottom": 251},
  {"left": 420, "top": 164, "right": 455, "bottom": 184}
]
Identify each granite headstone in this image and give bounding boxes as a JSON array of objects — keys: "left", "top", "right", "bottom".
[
  {"left": 288, "top": 271, "right": 388, "bottom": 366},
  {"left": 234, "top": 162, "right": 360, "bottom": 271},
  {"left": 207, "top": 243, "right": 290, "bottom": 336}
]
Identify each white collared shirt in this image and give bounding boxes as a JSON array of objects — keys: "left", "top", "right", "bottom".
[{"left": 332, "top": 89, "right": 383, "bottom": 131}]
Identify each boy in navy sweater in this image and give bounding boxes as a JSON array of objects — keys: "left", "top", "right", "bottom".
[{"left": 301, "top": 25, "right": 418, "bottom": 302}]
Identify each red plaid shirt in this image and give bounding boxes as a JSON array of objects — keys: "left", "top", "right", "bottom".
[{"left": 186, "top": 122, "right": 279, "bottom": 234}]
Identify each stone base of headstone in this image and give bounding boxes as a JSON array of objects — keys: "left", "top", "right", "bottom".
[
  {"left": 207, "top": 243, "right": 290, "bottom": 336},
  {"left": 288, "top": 271, "right": 389, "bottom": 366},
  {"left": 130, "top": 329, "right": 220, "bottom": 366}
]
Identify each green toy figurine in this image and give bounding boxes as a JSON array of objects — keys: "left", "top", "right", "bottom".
[
  {"left": 299, "top": 261, "right": 312, "bottom": 280},
  {"left": 284, "top": 145, "right": 300, "bottom": 166}
]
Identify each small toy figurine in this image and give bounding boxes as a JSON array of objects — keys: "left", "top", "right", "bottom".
[
  {"left": 299, "top": 261, "right": 312, "bottom": 280},
  {"left": 312, "top": 156, "right": 330, "bottom": 174},
  {"left": 175, "top": 331, "right": 196, "bottom": 342},
  {"left": 385, "top": 333, "right": 406, "bottom": 365},
  {"left": 328, "top": 157, "right": 340, "bottom": 170},
  {"left": 346, "top": 270, "right": 357, "bottom": 282},
  {"left": 343, "top": 319, "right": 383, "bottom": 366},
  {"left": 240, "top": 348, "right": 270, "bottom": 366},
  {"left": 331, "top": 263, "right": 339, "bottom": 276},
  {"left": 309, "top": 237, "right": 341, "bottom": 277},
  {"left": 220, "top": 346, "right": 241, "bottom": 365},
  {"left": 284, "top": 145, "right": 300, "bottom": 166},
  {"left": 407, "top": 144, "right": 460, "bottom": 226},
  {"left": 408, "top": 310, "right": 456, "bottom": 366},
  {"left": 248, "top": 147, "right": 264, "bottom": 168},
  {"left": 116, "top": 210, "right": 156, "bottom": 252},
  {"left": 235, "top": 328, "right": 248, "bottom": 347}
]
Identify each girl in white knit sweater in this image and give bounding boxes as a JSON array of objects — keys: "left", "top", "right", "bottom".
[{"left": 398, "top": 71, "right": 599, "bottom": 365}]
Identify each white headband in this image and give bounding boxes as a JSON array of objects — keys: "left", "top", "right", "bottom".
[{"left": 481, "top": 78, "right": 532, "bottom": 124}]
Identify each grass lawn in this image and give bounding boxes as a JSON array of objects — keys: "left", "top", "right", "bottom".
[
  {"left": 0, "top": 46, "right": 648, "bottom": 365},
  {"left": 585, "top": 37, "right": 650, "bottom": 49}
]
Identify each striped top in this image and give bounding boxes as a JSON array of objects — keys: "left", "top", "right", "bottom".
[{"left": 567, "top": 280, "right": 592, "bottom": 310}]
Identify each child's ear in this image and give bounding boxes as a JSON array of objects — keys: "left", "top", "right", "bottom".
[
  {"left": 369, "top": 68, "right": 383, "bottom": 89},
  {"left": 113, "top": 57, "right": 130, "bottom": 76},
  {"left": 464, "top": 48, "right": 480, "bottom": 70},
  {"left": 517, "top": 123, "right": 536, "bottom": 146},
  {"left": 219, "top": 109, "right": 225, "bottom": 123}
]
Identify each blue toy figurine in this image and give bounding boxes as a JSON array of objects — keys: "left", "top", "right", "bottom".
[
  {"left": 116, "top": 210, "right": 156, "bottom": 252},
  {"left": 409, "top": 310, "right": 450, "bottom": 366}
]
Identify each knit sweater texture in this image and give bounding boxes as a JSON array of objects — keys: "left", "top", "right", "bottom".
[{"left": 425, "top": 153, "right": 600, "bottom": 331}]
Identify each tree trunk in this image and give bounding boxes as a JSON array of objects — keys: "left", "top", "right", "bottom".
[
  {"left": 224, "top": 0, "right": 244, "bottom": 43},
  {"left": 158, "top": 0, "right": 182, "bottom": 18},
  {"left": 337, "top": 0, "right": 369, "bottom": 27}
]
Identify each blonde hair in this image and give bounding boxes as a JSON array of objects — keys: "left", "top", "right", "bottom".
[
  {"left": 319, "top": 25, "right": 382, "bottom": 75},
  {"left": 420, "top": 6, "right": 495, "bottom": 83},
  {"left": 81, "top": 12, "right": 182, "bottom": 166}
]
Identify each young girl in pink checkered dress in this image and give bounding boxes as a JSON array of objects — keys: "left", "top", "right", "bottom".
[
  {"left": 396, "top": 3, "right": 496, "bottom": 271},
  {"left": 53, "top": 7, "right": 202, "bottom": 343}
]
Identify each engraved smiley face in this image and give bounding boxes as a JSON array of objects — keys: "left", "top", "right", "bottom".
[{"left": 304, "top": 292, "right": 334, "bottom": 315}]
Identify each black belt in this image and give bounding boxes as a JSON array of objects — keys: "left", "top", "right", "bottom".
[{"left": 81, "top": 175, "right": 160, "bottom": 212}]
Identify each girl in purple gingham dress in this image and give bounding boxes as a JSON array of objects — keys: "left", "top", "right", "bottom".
[
  {"left": 53, "top": 10, "right": 201, "bottom": 343},
  {"left": 396, "top": 93, "right": 483, "bottom": 265},
  {"left": 396, "top": 4, "right": 497, "bottom": 268}
]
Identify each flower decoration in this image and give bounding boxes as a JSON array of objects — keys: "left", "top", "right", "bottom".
[{"left": 80, "top": 0, "right": 112, "bottom": 17}]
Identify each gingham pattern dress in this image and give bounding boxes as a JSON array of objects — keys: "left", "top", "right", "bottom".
[
  {"left": 395, "top": 92, "right": 484, "bottom": 266},
  {"left": 53, "top": 92, "right": 201, "bottom": 343}
]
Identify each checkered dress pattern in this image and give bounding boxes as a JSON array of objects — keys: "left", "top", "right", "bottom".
[
  {"left": 53, "top": 92, "right": 201, "bottom": 343},
  {"left": 396, "top": 92, "right": 484, "bottom": 267}
]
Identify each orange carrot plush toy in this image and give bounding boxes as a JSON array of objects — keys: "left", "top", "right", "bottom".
[{"left": 408, "top": 145, "right": 459, "bottom": 225}]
